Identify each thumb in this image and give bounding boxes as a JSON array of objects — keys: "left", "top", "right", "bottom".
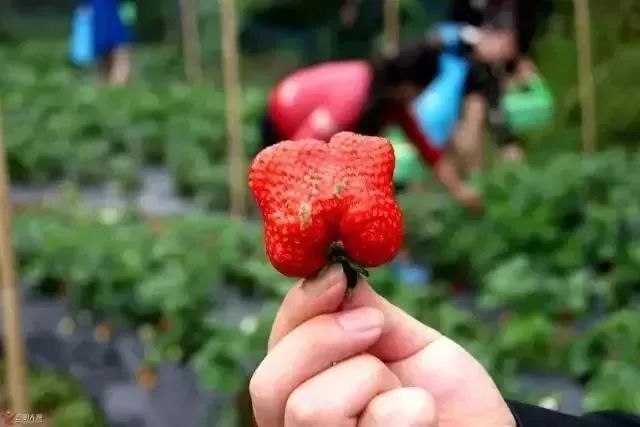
[{"left": 341, "top": 278, "right": 442, "bottom": 363}]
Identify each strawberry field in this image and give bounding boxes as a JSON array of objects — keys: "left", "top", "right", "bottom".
[
  {"left": 2, "top": 2, "right": 640, "bottom": 423},
  {"left": 7, "top": 153, "right": 640, "bottom": 424}
]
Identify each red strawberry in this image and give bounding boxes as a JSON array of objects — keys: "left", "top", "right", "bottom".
[{"left": 249, "top": 132, "right": 403, "bottom": 279}]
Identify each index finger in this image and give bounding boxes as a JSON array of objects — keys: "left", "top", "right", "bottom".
[
  {"left": 268, "top": 267, "right": 442, "bottom": 362},
  {"left": 268, "top": 265, "right": 347, "bottom": 350}
]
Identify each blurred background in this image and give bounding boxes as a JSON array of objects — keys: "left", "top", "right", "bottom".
[{"left": 0, "top": 0, "right": 639, "bottom": 426}]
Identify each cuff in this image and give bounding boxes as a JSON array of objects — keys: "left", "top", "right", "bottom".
[{"left": 507, "top": 400, "right": 604, "bottom": 427}]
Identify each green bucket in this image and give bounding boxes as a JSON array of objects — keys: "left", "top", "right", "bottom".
[
  {"left": 385, "top": 127, "right": 430, "bottom": 186},
  {"left": 502, "top": 75, "right": 554, "bottom": 133}
]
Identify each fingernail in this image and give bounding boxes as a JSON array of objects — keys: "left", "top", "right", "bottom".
[
  {"left": 301, "top": 265, "right": 344, "bottom": 297},
  {"left": 338, "top": 307, "right": 384, "bottom": 333}
]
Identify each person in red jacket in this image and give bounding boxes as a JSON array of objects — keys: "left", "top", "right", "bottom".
[{"left": 261, "top": 40, "right": 482, "bottom": 212}]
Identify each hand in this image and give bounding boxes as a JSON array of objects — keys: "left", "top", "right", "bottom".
[
  {"left": 515, "top": 57, "right": 537, "bottom": 80},
  {"left": 250, "top": 267, "right": 517, "bottom": 426},
  {"left": 508, "top": 58, "right": 538, "bottom": 87},
  {"left": 474, "top": 28, "right": 516, "bottom": 63},
  {"left": 500, "top": 144, "right": 524, "bottom": 162},
  {"left": 455, "top": 185, "right": 484, "bottom": 214}
]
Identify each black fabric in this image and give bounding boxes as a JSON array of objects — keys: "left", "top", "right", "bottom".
[
  {"left": 356, "top": 40, "right": 441, "bottom": 136},
  {"left": 508, "top": 400, "right": 640, "bottom": 427},
  {"left": 463, "top": 60, "right": 492, "bottom": 95},
  {"left": 463, "top": 60, "right": 519, "bottom": 147},
  {"left": 378, "top": 40, "right": 440, "bottom": 88},
  {"left": 449, "top": 0, "right": 554, "bottom": 56}
]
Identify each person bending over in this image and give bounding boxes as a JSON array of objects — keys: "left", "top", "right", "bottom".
[
  {"left": 260, "top": 40, "right": 482, "bottom": 212},
  {"left": 450, "top": 0, "right": 553, "bottom": 173}
]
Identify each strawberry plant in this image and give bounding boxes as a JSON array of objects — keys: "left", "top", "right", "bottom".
[
  {"left": 569, "top": 310, "right": 640, "bottom": 384},
  {"left": 0, "top": 361, "right": 108, "bottom": 427},
  {"left": 583, "top": 360, "right": 640, "bottom": 413},
  {"left": 3, "top": 39, "right": 640, "bottom": 414},
  {"left": 1, "top": 43, "right": 268, "bottom": 209}
]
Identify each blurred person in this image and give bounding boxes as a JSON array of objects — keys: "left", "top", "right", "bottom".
[
  {"left": 250, "top": 267, "right": 640, "bottom": 426},
  {"left": 85, "top": 0, "right": 134, "bottom": 85},
  {"left": 260, "top": 40, "right": 482, "bottom": 213},
  {"left": 449, "top": 0, "right": 553, "bottom": 174}
]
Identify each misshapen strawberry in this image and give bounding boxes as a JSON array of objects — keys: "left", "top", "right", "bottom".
[{"left": 249, "top": 132, "right": 403, "bottom": 280}]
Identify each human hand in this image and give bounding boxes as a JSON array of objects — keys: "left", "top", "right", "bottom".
[
  {"left": 515, "top": 57, "right": 537, "bottom": 80},
  {"left": 250, "top": 268, "right": 516, "bottom": 426},
  {"left": 455, "top": 185, "right": 484, "bottom": 214},
  {"left": 501, "top": 144, "right": 525, "bottom": 163},
  {"left": 474, "top": 28, "right": 516, "bottom": 63},
  {"left": 508, "top": 58, "right": 538, "bottom": 87}
]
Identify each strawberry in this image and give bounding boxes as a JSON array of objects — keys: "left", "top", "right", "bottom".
[{"left": 249, "top": 132, "right": 403, "bottom": 283}]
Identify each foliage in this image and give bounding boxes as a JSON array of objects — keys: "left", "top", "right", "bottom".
[
  {"left": 0, "top": 361, "right": 108, "bottom": 427},
  {"left": 10, "top": 150, "right": 640, "bottom": 414},
  {"left": 2, "top": 7, "right": 640, "bottom": 414},
  {"left": 13, "top": 197, "right": 287, "bottom": 325},
  {"left": 0, "top": 42, "right": 267, "bottom": 209},
  {"left": 3, "top": 23, "right": 640, "bottom": 206},
  {"left": 400, "top": 150, "right": 640, "bottom": 411},
  {"left": 12, "top": 194, "right": 290, "bottom": 395}
]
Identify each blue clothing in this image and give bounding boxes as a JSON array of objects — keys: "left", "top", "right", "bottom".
[
  {"left": 88, "top": 0, "right": 132, "bottom": 58},
  {"left": 412, "top": 52, "right": 469, "bottom": 148},
  {"left": 411, "top": 23, "right": 469, "bottom": 148}
]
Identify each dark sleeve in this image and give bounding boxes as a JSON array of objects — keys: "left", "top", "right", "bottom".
[
  {"left": 479, "top": 66, "right": 519, "bottom": 147},
  {"left": 508, "top": 400, "right": 640, "bottom": 427}
]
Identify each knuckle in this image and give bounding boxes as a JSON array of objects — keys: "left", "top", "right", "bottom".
[
  {"left": 368, "top": 388, "right": 436, "bottom": 425},
  {"left": 405, "top": 388, "right": 436, "bottom": 424},
  {"left": 248, "top": 364, "right": 273, "bottom": 405},
  {"left": 356, "top": 353, "right": 389, "bottom": 378},
  {"left": 367, "top": 398, "right": 395, "bottom": 422},
  {"left": 285, "top": 390, "right": 324, "bottom": 426}
]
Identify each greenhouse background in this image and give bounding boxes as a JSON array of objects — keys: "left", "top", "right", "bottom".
[{"left": 0, "top": 0, "right": 639, "bottom": 426}]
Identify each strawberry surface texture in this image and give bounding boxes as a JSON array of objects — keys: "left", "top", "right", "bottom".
[{"left": 249, "top": 132, "right": 404, "bottom": 278}]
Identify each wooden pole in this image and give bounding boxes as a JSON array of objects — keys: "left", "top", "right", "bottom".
[
  {"left": 573, "top": 0, "right": 597, "bottom": 154},
  {"left": 0, "top": 108, "right": 30, "bottom": 413},
  {"left": 179, "top": 0, "right": 203, "bottom": 83},
  {"left": 219, "top": 0, "right": 247, "bottom": 218},
  {"left": 384, "top": 0, "right": 400, "bottom": 56}
]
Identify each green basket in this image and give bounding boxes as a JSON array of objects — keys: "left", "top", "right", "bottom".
[
  {"left": 385, "top": 127, "right": 430, "bottom": 186},
  {"left": 502, "top": 75, "right": 554, "bottom": 133}
]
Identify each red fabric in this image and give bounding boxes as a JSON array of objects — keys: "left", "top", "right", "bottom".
[
  {"left": 269, "top": 61, "right": 373, "bottom": 141},
  {"left": 268, "top": 60, "right": 444, "bottom": 167},
  {"left": 385, "top": 105, "right": 444, "bottom": 167}
]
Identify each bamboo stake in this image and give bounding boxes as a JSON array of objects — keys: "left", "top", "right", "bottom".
[
  {"left": 179, "top": 0, "right": 203, "bottom": 83},
  {"left": 0, "top": 108, "right": 30, "bottom": 412},
  {"left": 219, "top": 0, "right": 246, "bottom": 218},
  {"left": 384, "top": 0, "right": 400, "bottom": 56},
  {"left": 573, "top": 0, "right": 597, "bottom": 153}
]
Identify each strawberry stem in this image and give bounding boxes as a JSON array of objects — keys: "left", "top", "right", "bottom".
[{"left": 327, "top": 244, "right": 369, "bottom": 290}]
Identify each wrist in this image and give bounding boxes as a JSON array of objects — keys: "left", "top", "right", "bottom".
[{"left": 453, "top": 184, "right": 471, "bottom": 198}]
